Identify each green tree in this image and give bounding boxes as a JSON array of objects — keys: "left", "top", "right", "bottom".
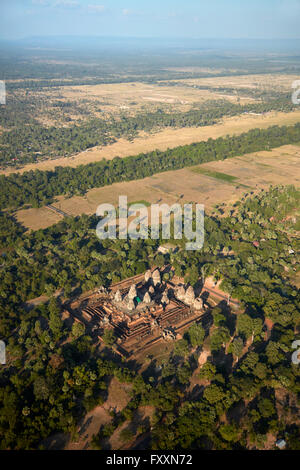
[
  {"left": 120, "top": 428, "right": 135, "bottom": 443},
  {"left": 33, "top": 377, "right": 50, "bottom": 401},
  {"left": 257, "top": 398, "right": 276, "bottom": 419},
  {"left": 198, "top": 362, "right": 216, "bottom": 380},
  {"left": 71, "top": 321, "right": 85, "bottom": 339},
  {"left": 48, "top": 297, "right": 63, "bottom": 340},
  {"left": 210, "top": 327, "right": 230, "bottom": 352},
  {"left": 173, "top": 339, "right": 190, "bottom": 357},
  {"left": 265, "top": 341, "right": 285, "bottom": 365},
  {"left": 219, "top": 424, "right": 239, "bottom": 442},
  {"left": 212, "top": 308, "right": 227, "bottom": 327},
  {"left": 203, "top": 384, "right": 225, "bottom": 404},
  {"left": 187, "top": 323, "right": 205, "bottom": 348},
  {"left": 103, "top": 328, "right": 116, "bottom": 347},
  {"left": 229, "top": 337, "right": 244, "bottom": 359}
]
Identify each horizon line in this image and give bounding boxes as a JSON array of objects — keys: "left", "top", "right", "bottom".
[{"left": 1, "top": 35, "right": 300, "bottom": 42}]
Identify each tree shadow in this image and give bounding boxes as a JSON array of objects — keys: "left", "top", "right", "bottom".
[
  {"left": 41, "top": 432, "right": 70, "bottom": 450},
  {"left": 226, "top": 399, "right": 247, "bottom": 426},
  {"left": 189, "top": 384, "right": 205, "bottom": 401},
  {"left": 211, "top": 347, "right": 233, "bottom": 376},
  {"left": 194, "top": 279, "right": 204, "bottom": 297},
  {"left": 79, "top": 416, "right": 93, "bottom": 437},
  {"left": 142, "top": 358, "right": 161, "bottom": 383}
]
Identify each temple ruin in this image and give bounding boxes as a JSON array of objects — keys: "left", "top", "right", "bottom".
[{"left": 80, "top": 267, "right": 206, "bottom": 354}]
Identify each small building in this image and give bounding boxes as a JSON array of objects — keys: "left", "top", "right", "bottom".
[
  {"left": 157, "top": 243, "right": 178, "bottom": 255},
  {"left": 276, "top": 439, "right": 287, "bottom": 450}
]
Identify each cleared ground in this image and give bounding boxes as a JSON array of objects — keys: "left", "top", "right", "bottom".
[
  {"left": 34, "top": 77, "right": 255, "bottom": 124},
  {"left": 17, "top": 206, "right": 63, "bottom": 231},
  {"left": 8, "top": 76, "right": 253, "bottom": 131},
  {"left": 3, "top": 109, "right": 300, "bottom": 176},
  {"left": 30, "top": 73, "right": 300, "bottom": 125},
  {"left": 170, "top": 73, "right": 300, "bottom": 92},
  {"left": 16, "top": 143, "right": 300, "bottom": 231}
]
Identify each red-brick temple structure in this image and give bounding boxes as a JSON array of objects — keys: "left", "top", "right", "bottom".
[{"left": 80, "top": 268, "right": 205, "bottom": 351}]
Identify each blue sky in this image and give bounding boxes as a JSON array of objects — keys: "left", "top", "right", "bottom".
[{"left": 1, "top": 0, "right": 300, "bottom": 40}]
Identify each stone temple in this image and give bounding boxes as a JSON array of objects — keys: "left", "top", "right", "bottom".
[{"left": 81, "top": 267, "right": 205, "bottom": 353}]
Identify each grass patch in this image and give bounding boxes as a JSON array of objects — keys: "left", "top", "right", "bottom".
[
  {"left": 235, "top": 183, "right": 253, "bottom": 189},
  {"left": 190, "top": 167, "right": 239, "bottom": 183},
  {"left": 131, "top": 200, "right": 151, "bottom": 207},
  {"left": 255, "top": 162, "right": 273, "bottom": 168},
  {"left": 294, "top": 215, "right": 300, "bottom": 231}
]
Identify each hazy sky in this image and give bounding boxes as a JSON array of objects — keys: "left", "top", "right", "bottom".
[{"left": 1, "top": 0, "right": 300, "bottom": 40}]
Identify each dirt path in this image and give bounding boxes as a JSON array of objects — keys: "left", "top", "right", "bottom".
[
  {"left": 198, "top": 348, "right": 210, "bottom": 367},
  {"left": 66, "top": 406, "right": 111, "bottom": 450},
  {"left": 264, "top": 318, "right": 274, "bottom": 341},
  {"left": 65, "top": 377, "right": 132, "bottom": 450},
  {"left": 204, "top": 277, "right": 240, "bottom": 308}
]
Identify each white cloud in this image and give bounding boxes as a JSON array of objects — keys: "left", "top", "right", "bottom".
[
  {"left": 31, "top": 0, "right": 106, "bottom": 13},
  {"left": 31, "top": 0, "right": 51, "bottom": 5},
  {"left": 31, "top": 0, "right": 80, "bottom": 8},
  {"left": 87, "top": 4, "right": 106, "bottom": 14},
  {"left": 122, "top": 8, "right": 146, "bottom": 17},
  {"left": 54, "top": 0, "right": 80, "bottom": 7}
]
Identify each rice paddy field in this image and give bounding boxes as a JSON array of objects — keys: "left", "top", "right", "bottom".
[{"left": 16, "top": 143, "right": 300, "bottom": 231}]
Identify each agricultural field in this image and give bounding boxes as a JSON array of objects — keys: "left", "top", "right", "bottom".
[
  {"left": 166, "top": 73, "right": 300, "bottom": 93},
  {"left": 40, "top": 78, "right": 252, "bottom": 121},
  {"left": 15, "top": 143, "right": 300, "bottom": 231},
  {"left": 1, "top": 68, "right": 299, "bottom": 170},
  {"left": 16, "top": 206, "right": 62, "bottom": 231},
  {"left": 3, "top": 109, "right": 300, "bottom": 176},
  {"left": 1, "top": 74, "right": 254, "bottom": 128},
  {"left": 6, "top": 72, "right": 298, "bottom": 127}
]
